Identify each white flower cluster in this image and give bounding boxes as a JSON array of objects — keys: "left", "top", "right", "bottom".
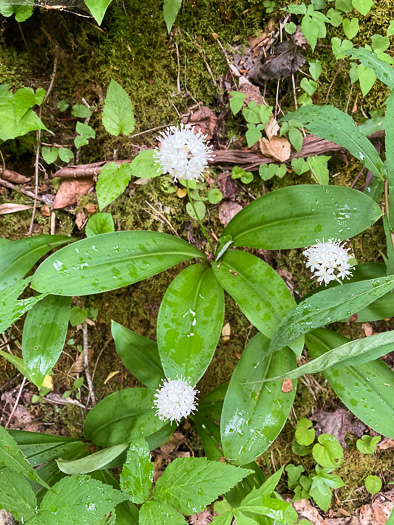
[
  {"left": 154, "top": 376, "right": 198, "bottom": 424},
  {"left": 154, "top": 124, "right": 214, "bottom": 182},
  {"left": 303, "top": 239, "right": 354, "bottom": 285}
]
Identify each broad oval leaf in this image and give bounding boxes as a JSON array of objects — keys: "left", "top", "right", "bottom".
[
  {"left": 281, "top": 106, "right": 386, "bottom": 180},
  {"left": 22, "top": 295, "right": 71, "bottom": 388},
  {"left": 102, "top": 79, "right": 135, "bottom": 136},
  {"left": 120, "top": 440, "right": 153, "bottom": 504},
  {"left": 222, "top": 185, "right": 382, "bottom": 250},
  {"left": 129, "top": 149, "right": 162, "bottom": 179},
  {"left": 306, "top": 329, "right": 394, "bottom": 438},
  {"left": 0, "top": 235, "right": 73, "bottom": 291},
  {"left": 96, "top": 162, "right": 132, "bottom": 211},
  {"left": 112, "top": 320, "right": 164, "bottom": 388},
  {"left": 57, "top": 443, "right": 129, "bottom": 475},
  {"left": 221, "top": 333, "right": 297, "bottom": 466},
  {"left": 31, "top": 231, "right": 205, "bottom": 296},
  {"left": 269, "top": 275, "right": 394, "bottom": 354},
  {"left": 83, "top": 388, "right": 167, "bottom": 447},
  {"left": 212, "top": 250, "right": 304, "bottom": 356},
  {"left": 157, "top": 263, "right": 224, "bottom": 384}
]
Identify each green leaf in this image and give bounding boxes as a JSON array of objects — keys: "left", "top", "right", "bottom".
[
  {"left": 289, "top": 127, "right": 303, "bottom": 152},
  {"left": 245, "top": 126, "right": 262, "bottom": 147},
  {"left": 57, "top": 99, "right": 69, "bottom": 112},
  {"left": 69, "top": 306, "right": 87, "bottom": 326},
  {"left": 342, "top": 18, "right": 359, "bottom": 39},
  {"left": 157, "top": 263, "right": 224, "bottom": 384},
  {"left": 345, "top": 48, "right": 394, "bottom": 89},
  {"left": 208, "top": 188, "right": 223, "bottom": 204},
  {"left": 38, "top": 474, "right": 126, "bottom": 524},
  {"left": 212, "top": 250, "right": 303, "bottom": 356},
  {"left": 327, "top": 8, "right": 343, "bottom": 26},
  {"left": 58, "top": 443, "right": 128, "bottom": 474},
  {"left": 281, "top": 105, "right": 386, "bottom": 180},
  {"left": 74, "top": 135, "right": 89, "bottom": 149},
  {"left": 139, "top": 500, "right": 186, "bottom": 524},
  {"left": 306, "top": 329, "right": 394, "bottom": 438},
  {"left": 386, "top": 91, "right": 394, "bottom": 232},
  {"left": 301, "top": 14, "right": 326, "bottom": 51},
  {"left": 388, "top": 21, "right": 394, "bottom": 37},
  {"left": 238, "top": 496, "right": 298, "bottom": 522},
  {"left": 268, "top": 275, "right": 394, "bottom": 354},
  {"left": 295, "top": 418, "right": 315, "bottom": 446},
  {"left": 193, "top": 416, "right": 222, "bottom": 461},
  {"left": 152, "top": 457, "right": 251, "bottom": 514},
  {"left": 31, "top": 231, "right": 205, "bottom": 296},
  {"left": 102, "top": 79, "right": 135, "bottom": 136},
  {"left": 352, "top": 0, "right": 373, "bottom": 16},
  {"left": 300, "top": 78, "right": 318, "bottom": 96},
  {"left": 222, "top": 185, "right": 382, "bottom": 250},
  {"left": 286, "top": 464, "right": 305, "bottom": 489},
  {"left": 86, "top": 212, "right": 115, "bottom": 237},
  {"left": 71, "top": 104, "right": 92, "bottom": 118},
  {"left": 310, "top": 467, "right": 345, "bottom": 511},
  {"left": 285, "top": 21, "right": 297, "bottom": 34},
  {"left": 365, "top": 475, "right": 382, "bottom": 495},
  {"left": 371, "top": 35, "right": 390, "bottom": 53},
  {"left": 96, "top": 162, "right": 132, "bottom": 210},
  {"left": 186, "top": 200, "right": 206, "bottom": 221},
  {"left": 84, "top": 0, "right": 113, "bottom": 24},
  {"left": 234, "top": 512, "right": 258, "bottom": 524},
  {"left": 76, "top": 121, "right": 95, "bottom": 138},
  {"left": 58, "top": 147, "right": 74, "bottom": 163},
  {"left": 229, "top": 91, "right": 247, "bottom": 115},
  {"left": 266, "top": 329, "right": 394, "bottom": 382},
  {"left": 211, "top": 513, "right": 234, "bottom": 525},
  {"left": 84, "top": 388, "right": 168, "bottom": 446},
  {"left": 0, "top": 348, "right": 34, "bottom": 381},
  {"left": 357, "top": 64, "right": 377, "bottom": 96},
  {"left": 120, "top": 440, "right": 153, "bottom": 504},
  {"left": 356, "top": 435, "right": 381, "bottom": 454},
  {"left": 41, "top": 146, "right": 58, "bottom": 164},
  {"left": 0, "top": 469, "right": 37, "bottom": 522},
  {"left": 163, "top": 0, "right": 182, "bottom": 32},
  {"left": 313, "top": 434, "right": 343, "bottom": 468},
  {"left": 309, "top": 60, "right": 322, "bottom": 80},
  {"left": 22, "top": 294, "right": 71, "bottom": 388},
  {"left": 129, "top": 149, "right": 162, "bottom": 179},
  {"left": 112, "top": 320, "right": 164, "bottom": 388},
  {"left": 0, "top": 426, "right": 49, "bottom": 488},
  {"left": 0, "top": 235, "right": 72, "bottom": 291},
  {"left": 221, "top": 334, "right": 297, "bottom": 465}
]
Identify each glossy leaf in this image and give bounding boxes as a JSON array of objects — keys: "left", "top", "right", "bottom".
[
  {"left": 345, "top": 48, "right": 394, "bottom": 89},
  {"left": 269, "top": 275, "right": 394, "bottom": 354},
  {"left": 0, "top": 426, "right": 49, "bottom": 489},
  {"left": 152, "top": 457, "right": 252, "bottom": 514},
  {"left": 139, "top": 500, "right": 186, "bottom": 524},
  {"left": 0, "top": 235, "right": 72, "bottom": 291},
  {"left": 120, "top": 440, "right": 154, "bottom": 504},
  {"left": 197, "top": 382, "right": 228, "bottom": 420},
  {"left": 157, "top": 263, "right": 224, "bottom": 384},
  {"left": 22, "top": 295, "right": 71, "bottom": 388},
  {"left": 193, "top": 416, "right": 223, "bottom": 461},
  {"left": 31, "top": 231, "right": 205, "bottom": 296},
  {"left": 306, "top": 329, "right": 394, "bottom": 438},
  {"left": 281, "top": 106, "right": 386, "bottom": 180},
  {"left": 57, "top": 443, "right": 129, "bottom": 474},
  {"left": 102, "top": 79, "right": 135, "bottom": 136},
  {"left": 212, "top": 250, "right": 303, "bottom": 356},
  {"left": 0, "top": 349, "right": 34, "bottom": 381},
  {"left": 221, "top": 185, "right": 382, "bottom": 250},
  {"left": 266, "top": 329, "right": 394, "bottom": 382},
  {"left": 112, "top": 320, "right": 164, "bottom": 388},
  {"left": 84, "top": 388, "right": 167, "bottom": 446},
  {"left": 221, "top": 333, "right": 297, "bottom": 465},
  {"left": 0, "top": 469, "right": 36, "bottom": 523}
]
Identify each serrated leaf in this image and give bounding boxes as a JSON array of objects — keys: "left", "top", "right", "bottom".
[
  {"left": 58, "top": 443, "right": 128, "bottom": 474},
  {"left": 86, "top": 212, "right": 115, "bottom": 237},
  {"left": 268, "top": 275, "right": 394, "bottom": 354},
  {"left": 163, "top": 0, "right": 182, "bottom": 32},
  {"left": 120, "top": 440, "right": 153, "bottom": 504},
  {"left": 102, "top": 79, "right": 135, "bottom": 136},
  {"left": 212, "top": 250, "right": 303, "bottom": 356},
  {"left": 0, "top": 427, "right": 49, "bottom": 489},
  {"left": 31, "top": 231, "right": 205, "bottom": 296},
  {"left": 22, "top": 294, "right": 71, "bottom": 388},
  {"left": 0, "top": 468, "right": 37, "bottom": 522},
  {"left": 38, "top": 474, "right": 126, "bottom": 524},
  {"left": 221, "top": 334, "right": 297, "bottom": 465},
  {"left": 139, "top": 500, "right": 186, "bottom": 524},
  {"left": 152, "top": 457, "right": 251, "bottom": 514},
  {"left": 222, "top": 184, "right": 382, "bottom": 250},
  {"left": 84, "top": 0, "right": 113, "bottom": 24},
  {"left": 157, "top": 263, "right": 224, "bottom": 384},
  {"left": 306, "top": 329, "right": 394, "bottom": 438},
  {"left": 112, "top": 320, "right": 164, "bottom": 388},
  {"left": 281, "top": 105, "right": 386, "bottom": 180},
  {"left": 96, "top": 162, "right": 132, "bottom": 210}
]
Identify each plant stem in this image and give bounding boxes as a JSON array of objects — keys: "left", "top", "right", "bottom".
[{"left": 186, "top": 182, "right": 215, "bottom": 255}]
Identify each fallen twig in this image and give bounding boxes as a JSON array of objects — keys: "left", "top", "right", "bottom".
[
  {"left": 5, "top": 378, "right": 26, "bottom": 429},
  {"left": 82, "top": 322, "right": 96, "bottom": 406}
]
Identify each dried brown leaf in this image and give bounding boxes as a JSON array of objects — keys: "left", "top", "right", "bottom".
[
  {"left": 187, "top": 106, "right": 218, "bottom": 140},
  {"left": 53, "top": 178, "right": 94, "bottom": 209},
  {"left": 265, "top": 114, "right": 280, "bottom": 140},
  {"left": 281, "top": 379, "right": 293, "bottom": 393},
  {"left": 218, "top": 201, "right": 242, "bottom": 226},
  {"left": 0, "top": 203, "right": 32, "bottom": 215},
  {"left": 259, "top": 136, "right": 291, "bottom": 162},
  {"left": 311, "top": 407, "right": 365, "bottom": 446},
  {"left": 40, "top": 204, "right": 51, "bottom": 217},
  {"left": 1, "top": 169, "right": 30, "bottom": 184},
  {"left": 222, "top": 322, "right": 231, "bottom": 341}
]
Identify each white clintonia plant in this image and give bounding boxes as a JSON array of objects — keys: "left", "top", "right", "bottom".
[
  {"left": 154, "top": 376, "right": 198, "bottom": 424},
  {"left": 154, "top": 124, "right": 215, "bottom": 182},
  {"left": 303, "top": 238, "right": 355, "bottom": 285}
]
